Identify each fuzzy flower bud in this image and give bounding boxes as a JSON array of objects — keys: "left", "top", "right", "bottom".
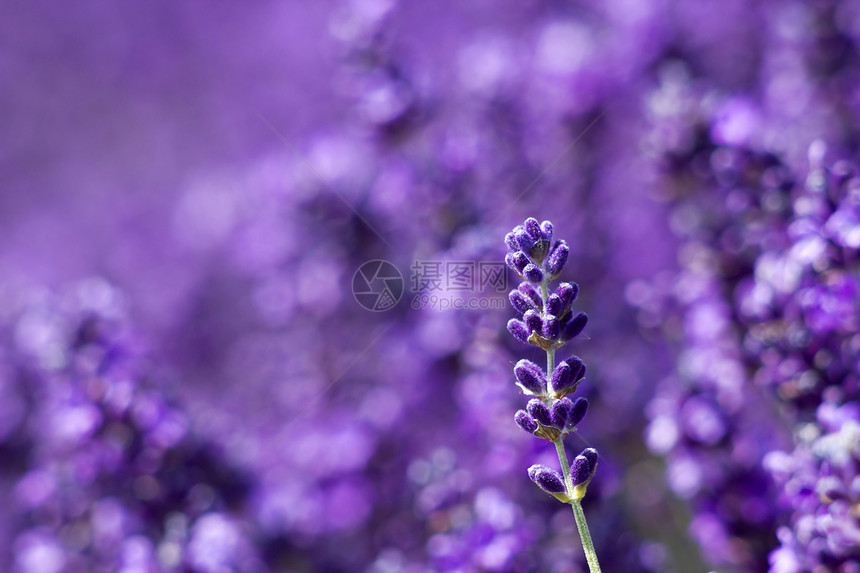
[
  {"left": 515, "top": 409, "right": 538, "bottom": 433},
  {"left": 519, "top": 218, "right": 552, "bottom": 261},
  {"left": 514, "top": 359, "right": 547, "bottom": 396},
  {"left": 581, "top": 448, "right": 598, "bottom": 469},
  {"left": 505, "top": 251, "right": 530, "bottom": 274},
  {"left": 551, "top": 397, "right": 574, "bottom": 428},
  {"left": 526, "top": 398, "right": 553, "bottom": 427},
  {"left": 561, "top": 312, "right": 588, "bottom": 341},
  {"left": 518, "top": 282, "right": 543, "bottom": 308},
  {"left": 556, "top": 282, "right": 579, "bottom": 311},
  {"left": 540, "top": 220, "right": 553, "bottom": 244},
  {"left": 523, "top": 310, "right": 542, "bottom": 336},
  {"left": 523, "top": 263, "right": 543, "bottom": 283},
  {"left": 566, "top": 397, "right": 589, "bottom": 429},
  {"left": 524, "top": 218, "right": 542, "bottom": 242},
  {"left": 513, "top": 226, "right": 535, "bottom": 253},
  {"left": 528, "top": 464, "right": 567, "bottom": 496},
  {"left": 509, "top": 289, "right": 538, "bottom": 316},
  {"left": 550, "top": 357, "right": 586, "bottom": 398},
  {"left": 571, "top": 449, "right": 598, "bottom": 487},
  {"left": 546, "top": 293, "right": 563, "bottom": 316},
  {"left": 542, "top": 315, "right": 560, "bottom": 340},
  {"left": 545, "top": 240, "right": 569, "bottom": 277},
  {"left": 507, "top": 319, "right": 530, "bottom": 344}
]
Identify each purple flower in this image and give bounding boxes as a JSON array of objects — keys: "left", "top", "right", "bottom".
[
  {"left": 567, "top": 398, "right": 589, "bottom": 430},
  {"left": 550, "top": 357, "right": 586, "bottom": 398},
  {"left": 571, "top": 450, "right": 597, "bottom": 487},
  {"left": 526, "top": 398, "right": 553, "bottom": 428},
  {"left": 523, "top": 263, "right": 544, "bottom": 284},
  {"left": 551, "top": 398, "right": 574, "bottom": 428},
  {"left": 528, "top": 465, "right": 567, "bottom": 495},
  {"left": 545, "top": 240, "right": 570, "bottom": 277},
  {"left": 560, "top": 312, "right": 589, "bottom": 342},
  {"left": 515, "top": 410, "right": 539, "bottom": 434},
  {"left": 507, "top": 319, "right": 531, "bottom": 345},
  {"left": 502, "top": 218, "right": 602, "bottom": 569},
  {"left": 514, "top": 359, "right": 548, "bottom": 396},
  {"left": 509, "top": 289, "right": 539, "bottom": 316}
]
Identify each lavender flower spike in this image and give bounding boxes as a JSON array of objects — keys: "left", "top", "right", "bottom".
[{"left": 502, "top": 218, "right": 602, "bottom": 572}]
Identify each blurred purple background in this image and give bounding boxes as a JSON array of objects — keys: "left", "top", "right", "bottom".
[{"left": 2, "top": 1, "right": 860, "bottom": 572}]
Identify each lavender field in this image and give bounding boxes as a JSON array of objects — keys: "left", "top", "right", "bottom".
[{"left": 2, "top": 1, "right": 860, "bottom": 571}]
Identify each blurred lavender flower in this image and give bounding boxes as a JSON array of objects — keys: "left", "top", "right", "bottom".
[
  {"left": 638, "top": 50, "right": 860, "bottom": 569},
  {"left": 0, "top": 279, "right": 258, "bottom": 572},
  {"left": 765, "top": 401, "right": 860, "bottom": 571},
  {"left": 6, "top": 0, "right": 860, "bottom": 571}
]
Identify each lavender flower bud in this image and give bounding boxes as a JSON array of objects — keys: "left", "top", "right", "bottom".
[
  {"left": 526, "top": 398, "right": 552, "bottom": 427},
  {"left": 551, "top": 397, "right": 573, "bottom": 428},
  {"left": 528, "top": 218, "right": 552, "bottom": 260},
  {"left": 545, "top": 240, "right": 569, "bottom": 277},
  {"left": 509, "top": 290, "right": 538, "bottom": 315},
  {"left": 514, "top": 226, "right": 536, "bottom": 253},
  {"left": 546, "top": 294, "right": 563, "bottom": 316},
  {"left": 514, "top": 359, "right": 547, "bottom": 395},
  {"left": 528, "top": 464, "right": 567, "bottom": 495},
  {"left": 523, "top": 263, "right": 543, "bottom": 283},
  {"left": 561, "top": 312, "right": 588, "bottom": 341},
  {"left": 556, "top": 282, "right": 579, "bottom": 310},
  {"left": 550, "top": 357, "right": 586, "bottom": 398},
  {"left": 507, "top": 319, "right": 530, "bottom": 344},
  {"left": 540, "top": 220, "right": 553, "bottom": 243},
  {"left": 566, "top": 397, "right": 588, "bottom": 429},
  {"left": 571, "top": 453, "right": 596, "bottom": 486},
  {"left": 542, "top": 315, "right": 560, "bottom": 340},
  {"left": 505, "top": 251, "right": 530, "bottom": 274},
  {"left": 518, "top": 282, "right": 543, "bottom": 308},
  {"left": 515, "top": 409, "right": 538, "bottom": 433},
  {"left": 581, "top": 448, "right": 598, "bottom": 471},
  {"left": 524, "top": 217, "right": 542, "bottom": 242},
  {"left": 551, "top": 361, "right": 572, "bottom": 393},
  {"left": 523, "top": 310, "right": 542, "bottom": 336},
  {"left": 504, "top": 232, "right": 519, "bottom": 252}
]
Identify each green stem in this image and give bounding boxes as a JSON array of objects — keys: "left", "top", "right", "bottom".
[
  {"left": 542, "top": 278, "right": 555, "bottom": 398},
  {"left": 553, "top": 439, "right": 574, "bottom": 494},
  {"left": 553, "top": 439, "right": 602, "bottom": 573},
  {"left": 545, "top": 275, "right": 601, "bottom": 573},
  {"left": 571, "top": 499, "right": 602, "bottom": 573}
]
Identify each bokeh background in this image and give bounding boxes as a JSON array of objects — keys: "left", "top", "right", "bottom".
[{"left": 2, "top": 1, "right": 860, "bottom": 571}]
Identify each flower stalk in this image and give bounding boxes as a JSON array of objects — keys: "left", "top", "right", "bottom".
[{"left": 504, "top": 218, "right": 602, "bottom": 572}]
